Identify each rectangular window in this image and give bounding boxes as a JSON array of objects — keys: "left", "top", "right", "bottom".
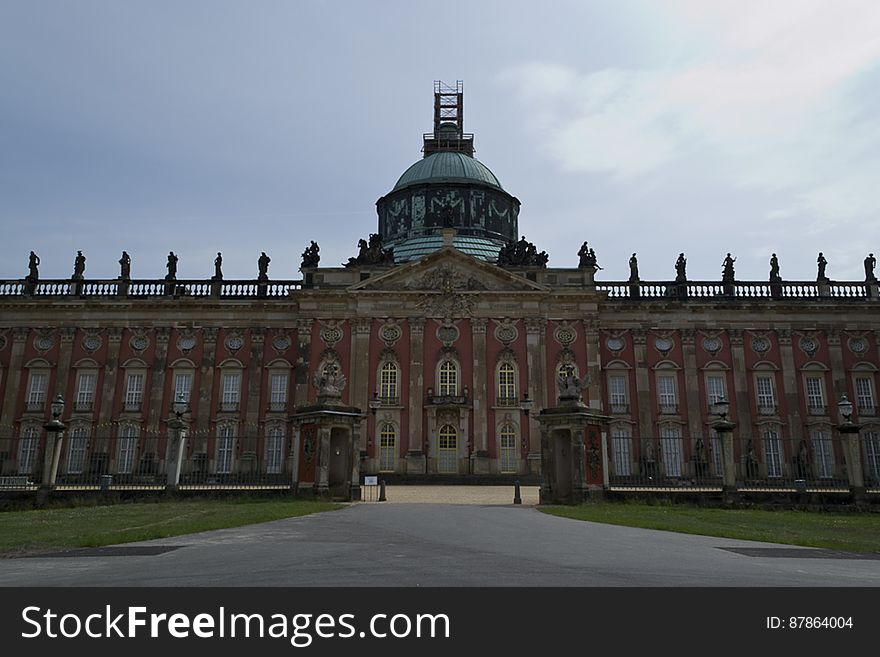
[
  {"left": 124, "top": 372, "right": 144, "bottom": 411},
  {"left": 756, "top": 376, "right": 776, "bottom": 414},
  {"left": 75, "top": 372, "right": 96, "bottom": 411},
  {"left": 609, "top": 375, "right": 628, "bottom": 413},
  {"left": 763, "top": 428, "right": 782, "bottom": 478},
  {"left": 216, "top": 425, "right": 236, "bottom": 474},
  {"left": 811, "top": 430, "right": 834, "bottom": 479},
  {"left": 805, "top": 376, "right": 825, "bottom": 414},
  {"left": 17, "top": 427, "right": 39, "bottom": 475},
  {"left": 269, "top": 373, "right": 288, "bottom": 411},
  {"left": 706, "top": 374, "right": 726, "bottom": 408},
  {"left": 855, "top": 377, "right": 875, "bottom": 415},
  {"left": 865, "top": 432, "right": 880, "bottom": 483},
  {"left": 221, "top": 372, "right": 241, "bottom": 411},
  {"left": 497, "top": 365, "right": 517, "bottom": 405},
  {"left": 266, "top": 427, "right": 284, "bottom": 474},
  {"left": 439, "top": 362, "right": 458, "bottom": 397},
  {"left": 117, "top": 425, "right": 138, "bottom": 475},
  {"left": 660, "top": 425, "right": 682, "bottom": 477},
  {"left": 27, "top": 372, "right": 47, "bottom": 410},
  {"left": 658, "top": 375, "right": 677, "bottom": 413},
  {"left": 67, "top": 426, "right": 89, "bottom": 474},
  {"left": 380, "top": 364, "right": 399, "bottom": 403},
  {"left": 611, "top": 427, "right": 631, "bottom": 476},
  {"left": 174, "top": 372, "right": 193, "bottom": 404}
]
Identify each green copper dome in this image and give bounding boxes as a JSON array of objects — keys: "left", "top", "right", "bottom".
[{"left": 393, "top": 152, "right": 504, "bottom": 192}]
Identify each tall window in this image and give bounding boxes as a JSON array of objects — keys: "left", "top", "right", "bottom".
[
  {"left": 67, "top": 426, "right": 89, "bottom": 474},
  {"left": 855, "top": 377, "right": 876, "bottom": 415},
  {"left": 611, "top": 426, "right": 632, "bottom": 476},
  {"left": 217, "top": 425, "right": 236, "bottom": 474},
  {"left": 266, "top": 427, "right": 284, "bottom": 474},
  {"left": 811, "top": 429, "right": 834, "bottom": 479},
  {"left": 269, "top": 372, "right": 288, "bottom": 411},
  {"left": 437, "top": 424, "right": 458, "bottom": 473},
  {"left": 706, "top": 374, "right": 726, "bottom": 408},
  {"left": 124, "top": 372, "right": 144, "bottom": 411},
  {"left": 805, "top": 376, "right": 825, "bottom": 414},
  {"left": 221, "top": 371, "right": 241, "bottom": 411},
  {"left": 499, "top": 424, "right": 517, "bottom": 473},
  {"left": 174, "top": 371, "right": 193, "bottom": 404},
  {"left": 660, "top": 425, "right": 682, "bottom": 477},
  {"left": 117, "top": 425, "right": 138, "bottom": 474},
  {"left": 379, "top": 423, "right": 397, "bottom": 472},
  {"left": 763, "top": 428, "right": 782, "bottom": 478},
  {"left": 438, "top": 361, "right": 458, "bottom": 396},
  {"left": 27, "top": 372, "right": 47, "bottom": 410},
  {"left": 497, "top": 363, "right": 517, "bottom": 405},
  {"left": 17, "top": 427, "right": 39, "bottom": 475},
  {"left": 756, "top": 375, "right": 776, "bottom": 414},
  {"left": 75, "top": 372, "right": 96, "bottom": 411},
  {"left": 608, "top": 375, "right": 628, "bottom": 413},
  {"left": 658, "top": 375, "right": 677, "bottom": 413},
  {"left": 380, "top": 362, "right": 399, "bottom": 403},
  {"left": 865, "top": 431, "right": 880, "bottom": 483}
]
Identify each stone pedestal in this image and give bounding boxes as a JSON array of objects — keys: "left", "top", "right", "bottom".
[
  {"left": 471, "top": 452, "right": 491, "bottom": 475},
  {"left": 406, "top": 451, "right": 426, "bottom": 474}
]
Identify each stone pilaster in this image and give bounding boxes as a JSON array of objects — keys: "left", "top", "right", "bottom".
[
  {"left": 350, "top": 318, "right": 372, "bottom": 411},
  {"left": 294, "top": 319, "right": 313, "bottom": 409},
  {"left": 681, "top": 329, "right": 703, "bottom": 438},
  {"left": 54, "top": 328, "right": 76, "bottom": 403},
  {"left": 826, "top": 329, "right": 846, "bottom": 405},
  {"left": 525, "top": 317, "right": 547, "bottom": 473},
  {"left": 406, "top": 317, "right": 426, "bottom": 472},
  {"left": 471, "top": 318, "right": 488, "bottom": 455},
  {"left": 97, "top": 327, "right": 124, "bottom": 434},
  {"left": 147, "top": 327, "right": 170, "bottom": 434},
  {"left": 583, "top": 318, "right": 602, "bottom": 410},
  {"left": 245, "top": 328, "right": 265, "bottom": 436},
  {"left": 315, "top": 425, "right": 331, "bottom": 495},
  {"left": 777, "top": 329, "right": 801, "bottom": 439},
  {"left": 1, "top": 329, "right": 30, "bottom": 429},
  {"left": 196, "top": 327, "right": 219, "bottom": 439},
  {"left": 727, "top": 330, "right": 752, "bottom": 435},
  {"left": 631, "top": 329, "right": 653, "bottom": 439}
]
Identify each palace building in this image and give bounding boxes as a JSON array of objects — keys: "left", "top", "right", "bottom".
[{"left": 1, "top": 81, "right": 879, "bottom": 498}]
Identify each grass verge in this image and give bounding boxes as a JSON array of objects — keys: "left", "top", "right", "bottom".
[
  {"left": 0, "top": 498, "right": 341, "bottom": 556},
  {"left": 541, "top": 502, "right": 880, "bottom": 553}
]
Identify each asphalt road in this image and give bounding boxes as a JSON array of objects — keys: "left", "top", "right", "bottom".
[{"left": 1, "top": 503, "right": 878, "bottom": 587}]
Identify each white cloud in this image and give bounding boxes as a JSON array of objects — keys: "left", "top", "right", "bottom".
[{"left": 503, "top": 1, "right": 880, "bottom": 229}]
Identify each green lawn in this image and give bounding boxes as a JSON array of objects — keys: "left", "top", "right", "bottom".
[
  {"left": 541, "top": 503, "right": 880, "bottom": 553},
  {"left": 0, "top": 498, "right": 340, "bottom": 556}
]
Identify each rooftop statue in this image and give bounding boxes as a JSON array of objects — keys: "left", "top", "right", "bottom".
[
  {"left": 769, "top": 253, "right": 781, "bottom": 283},
  {"left": 72, "top": 251, "right": 86, "bottom": 280},
  {"left": 721, "top": 253, "right": 736, "bottom": 283},
  {"left": 344, "top": 233, "right": 394, "bottom": 267},
  {"left": 118, "top": 251, "right": 131, "bottom": 280},
  {"left": 817, "top": 252, "right": 828, "bottom": 282},
  {"left": 165, "top": 251, "right": 178, "bottom": 281},
  {"left": 629, "top": 253, "right": 640, "bottom": 282},
  {"left": 674, "top": 253, "right": 687, "bottom": 283},
  {"left": 301, "top": 241, "right": 320, "bottom": 268},
  {"left": 26, "top": 251, "right": 40, "bottom": 282},
  {"left": 497, "top": 235, "right": 548, "bottom": 268},
  {"left": 213, "top": 252, "right": 223, "bottom": 281},
  {"left": 258, "top": 251, "right": 271, "bottom": 281},
  {"left": 865, "top": 253, "right": 876, "bottom": 283}
]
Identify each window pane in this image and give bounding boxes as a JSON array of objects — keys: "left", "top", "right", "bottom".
[
  {"left": 706, "top": 375, "right": 725, "bottom": 405},
  {"left": 499, "top": 424, "right": 517, "bottom": 473},
  {"left": 174, "top": 372, "right": 193, "bottom": 403},
  {"left": 379, "top": 423, "right": 397, "bottom": 472}
]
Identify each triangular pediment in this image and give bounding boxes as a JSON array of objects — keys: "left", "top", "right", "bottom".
[{"left": 348, "top": 247, "right": 549, "bottom": 292}]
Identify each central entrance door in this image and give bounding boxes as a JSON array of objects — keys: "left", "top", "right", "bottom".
[{"left": 438, "top": 424, "right": 458, "bottom": 474}]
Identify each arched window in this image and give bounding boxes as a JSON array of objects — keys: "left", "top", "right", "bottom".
[
  {"left": 438, "top": 361, "right": 458, "bottom": 396},
  {"left": 266, "top": 426, "right": 284, "bottom": 474},
  {"left": 379, "top": 423, "right": 397, "bottom": 472},
  {"left": 499, "top": 424, "right": 517, "bottom": 473},
  {"left": 497, "top": 363, "right": 517, "bottom": 406},
  {"left": 380, "top": 362, "right": 399, "bottom": 404},
  {"left": 438, "top": 424, "right": 458, "bottom": 473}
]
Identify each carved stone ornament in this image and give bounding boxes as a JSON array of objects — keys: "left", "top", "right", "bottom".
[
  {"left": 605, "top": 336, "right": 625, "bottom": 353},
  {"left": 751, "top": 336, "right": 771, "bottom": 354},
  {"left": 82, "top": 333, "right": 102, "bottom": 353},
  {"left": 554, "top": 322, "right": 577, "bottom": 348},
  {"left": 0, "top": 332, "right": 7, "bottom": 351},
  {"left": 177, "top": 333, "right": 197, "bottom": 354},
  {"left": 312, "top": 368, "right": 347, "bottom": 405},
  {"left": 798, "top": 336, "right": 819, "bottom": 357},
  {"left": 493, "top": 319, "right": 518, "bottom": 346},
  {"left": 416, "top": 291, "right": 474, "bottom": 318},
  {"left": 379, "top": 320, "right": 402, "bottom": 346},
  {"left": 272, "top": 334, "right": 291, "bottom": 353},
  {"left": 319, "top": 321, "right": 344, "bottom": 347},
  {"left": 847, "top": 337, "right": 868, "bottom": 355},
  {"left": 498, "top": 346, "right": 517, "bottom": 363},
  {"left": 701, "top": 335, "right": 722, "bottom": 355},
  {"left": 556, "top": 371, "right": 591, "bottom": 406},
  {"left": 34, "top": 331, "right": 55, "bottom": 354},
  {"left": 130, "top": 332, "right": 149, "bottom": 353},
  {"left": 436, "top": 321, "right": 460, "bottom": 346},
  {"left": 406, "top": 262, "right": 489, "bottom": 292},
  {"left": 653, "top": 336, "right": 673, "bottom": 355},
  {"left": 224, "top": 333, "right": 244, "bottom": 353}
]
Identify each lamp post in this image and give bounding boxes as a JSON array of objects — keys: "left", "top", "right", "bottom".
[
  {"left": 41, "top": 394, "right": 66, "bottom": 494},
  {"left": 837, "top": 394, "right": 864, "bottom": 500},
  {"left": 166, "top": 393, "right": 189, "bottom": 492},
  {"left": 367, "top": 390, "right": 381, "bottom": 464},
  {"left": 710, "top": 397, "right": 737, "bottom": 500}
]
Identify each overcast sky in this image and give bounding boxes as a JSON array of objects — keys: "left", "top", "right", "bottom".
[{"left": 2, "top": 0, "right": 879, "bottom": 282}]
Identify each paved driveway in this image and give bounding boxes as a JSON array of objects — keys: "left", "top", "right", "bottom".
[{"left": 1, "top": 502, "right": 878, "bottom": 587}]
